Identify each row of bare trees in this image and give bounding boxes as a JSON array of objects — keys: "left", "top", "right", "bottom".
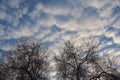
[{"left": 0, "top": 40, "right": 120, "bottom": 80}]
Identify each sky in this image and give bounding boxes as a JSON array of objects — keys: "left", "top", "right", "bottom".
[
  {"left": 0, "top": 0, "right": 120, "bottom": 59},
  {"left": 0, "top": 0, "right": 120, "bottom": 79}
]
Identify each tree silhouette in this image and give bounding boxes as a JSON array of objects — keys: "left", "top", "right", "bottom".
[
  {"left": 55, "top": 40, "right": 120, "bottom": 80},
  {"left": 0, "top": 40, "right": 120, "bottom": 80},
  {"left": 0, "top": 40, "right": 49, "bottom": 80}
]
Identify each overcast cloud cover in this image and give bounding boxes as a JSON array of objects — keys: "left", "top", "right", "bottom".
[{"left": 0, "top": 0, "right": 120, "bottom": 59}]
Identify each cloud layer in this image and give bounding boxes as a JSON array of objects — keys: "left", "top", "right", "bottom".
[{"left": 0, "top": 0, "right": 120, "bottom": 60}]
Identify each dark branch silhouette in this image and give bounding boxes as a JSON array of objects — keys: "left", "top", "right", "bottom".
[
  {"left": 0, "top": 40, "right": 49, "bottom": 80},
  {"left": 55, "top": 40, "right": 120, "bottom": 80}
]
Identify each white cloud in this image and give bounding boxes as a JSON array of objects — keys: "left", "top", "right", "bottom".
[
  {"left": 0, "top": 11, "right": 7, "bottom": 19},
  {"left": 26, "top": 0, "right": 119, "bottom": 47},
  {"left": 29, "top": 3, "right": 43, "bottom": 19},
  {"left": 113, "top": 17, "right": 120, "bottom": 29},
  {"left": 0, "top": 25, "right": 5, "bottom": 36},
  {"left": 6, "top": 27, "right": 32, "bottom": 39},
  {"left": 113, "top": 35, "right": 120, "bottom": 44},
  {"left": 8, "top": 0, "right": 23, "bottom": 8},
  {"left": 87, "top": 0, "right": 111, "bottom": 9},
  {"left": 43, "top": 7, "right": 70, "bottom": 16},
  {"left": 0, "top": 0, "right": 120, "bottom": 59}
]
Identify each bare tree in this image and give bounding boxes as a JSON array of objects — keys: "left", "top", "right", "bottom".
[
  {"left": 90, "top": 57, "right": 120, "bottom": 80},
  {"left": 0, "top": 40, "right": 49, "bottom": 80},
  {"left": 55, "top": 40, "right": 120, "bottom": 80},
  {"left": 0, "top": 39, "right": 120, "bottom": 80}
]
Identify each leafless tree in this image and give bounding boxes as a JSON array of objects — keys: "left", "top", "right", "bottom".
[
  {"left": 0, "top": 39, "right": 120, "bottom": 80},
  {"left": 0, "top": 40, "right": 49, "bottom": 80},
  {"left": 89, "top": 57, "right": 120, "bottom": 80},
  {"left": 55, "top": 40, "right": 120, "bottom": 80}
]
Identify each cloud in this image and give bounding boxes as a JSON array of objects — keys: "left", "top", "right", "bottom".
[
  {"left": 113, "top": 17, "right": 120, "bottom": 28},
  {"left": 0, "top": 0, "right": 120, "bottom": 58},
  {"left": 43, "top": 6, "right": 70, "bottom": 16},
  {"left": 0, "top": 11, "right": 8, "bottom": 20},
  {"left": 7, "top": 0, "right": 23, "bottom": 8},
  {"left": 0, "top": 24, "right": 5, "bottom": 37}
]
